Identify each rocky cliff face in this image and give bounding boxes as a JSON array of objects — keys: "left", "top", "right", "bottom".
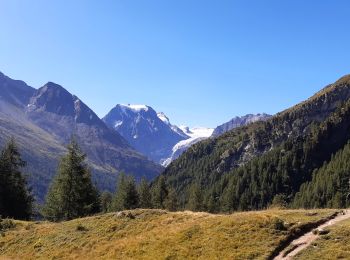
[{"left": 212, "top": 114, "right": 271, "bottom": 137}]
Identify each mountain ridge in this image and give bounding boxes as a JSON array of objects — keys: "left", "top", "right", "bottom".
[
  {"left": 0, "top": 72, "right": 162, "bottom": 202},
  {"left": 212, "top": 113, "right": 272, "bottom": 137}
]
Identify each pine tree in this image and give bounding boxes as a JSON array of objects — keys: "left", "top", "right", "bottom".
[
  {"left": 205, "top": 190, "right": 220, "bottom": 213},
  {"left": 42, "top": 138, "right": 100, "bottom": 221},
  {"left": 138, "top": 178, "right": 152, "bottom": 209},
  {"left": 112, "top": 173, "right": 139, "bottom": 211},
  {"left": 151, "top": 175, "right": 168, "bottom": 209},
  {"left": 164, "top": 188, "right": 178, "bottom": 211},
  {"left": 100, "top": 191, "right": 113, "bottom": 213},
  {"left": 187, "top": 184, "right": 203, "bottom": 212},
  {"left": 0, "top": 138, "right": 33, "bottom": 220}
]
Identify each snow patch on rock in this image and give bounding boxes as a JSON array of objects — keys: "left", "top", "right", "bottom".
[{"left": 162, "top": 127, "right": 214, "bottom": 166}]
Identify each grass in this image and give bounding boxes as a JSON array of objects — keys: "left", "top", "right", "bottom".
[
  {"left": 295, "top": 216, "right": 350, "bottom": 260},
  {"left": 0, "top": 209, "right": 338, "bottom": 260}
]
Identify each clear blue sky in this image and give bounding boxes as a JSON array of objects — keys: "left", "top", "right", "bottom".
[{"left": 1, "top": 1, "right": 350, "bottom": 128}]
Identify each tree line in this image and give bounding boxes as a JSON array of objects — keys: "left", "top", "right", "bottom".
[
  {"left": 43, "top": 139, "right": 181, "bottom": 221},
  {"left": 0, "top": 137, "right": 181, "bottom": 221}
]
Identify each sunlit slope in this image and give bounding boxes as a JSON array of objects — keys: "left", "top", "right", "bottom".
[{"left": 0, "top": 209, "right": 338, "bottom": 260}]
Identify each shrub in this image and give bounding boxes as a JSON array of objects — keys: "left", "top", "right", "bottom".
[
  {"left": 76, "top": 224, "right": 88, "bottom": 232},
  {"left": 0, "top": 219, "right": 16, "bottom": 231},
  {"left": 272, "top": 218, "right": 287, "bottom": 231}
]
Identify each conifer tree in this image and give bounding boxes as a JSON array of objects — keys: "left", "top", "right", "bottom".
[
  {"left": 151, "top": 175, "right": 168, "bottom": 209},
  {"left": 112, "top": 173, "right": 139, "bottom": 211},
  {"left": 100, "top": 191, "right": 113, "bottom": 213},
  {"left": 205, "top": 190, "right": 220, "bottom": 213},
  {"left": 164, "top": 188, "right": 178, "bottom": 211},
  {"left": 0, "top": 138, "right": 33, "bottom": 220},
  {"left": 42, "top": 138, "right": 100, "bottom": 221},
  {"left": 138, "top": 178, "right": 152, "bottom": 209},
  {"left": 187, "top": 184, "right": 203, "bottom": 212}
]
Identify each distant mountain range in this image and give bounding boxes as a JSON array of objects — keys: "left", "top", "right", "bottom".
[
  {"left": 0, "top": 70, "right": 272, "bottom": 203},
  {"left": 103, "top": 104, "right": 269, "bottom": 166},
  {"left": 4, "top": 69, "right": 350, "bottom": 214},
  {"left": 0, "top": 72, "right": 162, "bottom": 202}
]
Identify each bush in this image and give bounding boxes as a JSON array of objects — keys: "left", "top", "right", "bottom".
[
  {"left": 76, "top": 224, "right": 88, "bottom": 232},
  {"left": 0, "top": 219, "right": 16, "bottom": 231},
  {"left": 270, "top": 194, "right": 288, "bottom": 209},
  {"left": 272, "top": 218, "right": 287, "bottom": 231}
]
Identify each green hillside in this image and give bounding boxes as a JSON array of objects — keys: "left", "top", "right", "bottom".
[
  {"left": 293, "top": 140, "right": 350, "bottom": 208},
  {"left": 162, "top": 75, "right": 350, "bottom": 211}
]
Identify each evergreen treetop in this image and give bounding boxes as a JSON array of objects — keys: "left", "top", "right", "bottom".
[{"left": 42, "top": 138, "right": 100, "bottom": 221}]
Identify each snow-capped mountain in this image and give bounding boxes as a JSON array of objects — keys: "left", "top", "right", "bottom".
[
  {"left": 103, "top": 104, "right": 189, "bottom": 164},
  {"left": 162, "top": 126, "right": 214, "bottom": 166},
  {"left": 103, "top": 105, "right": 271, "bottom": 167},
  {"left": 212, "top": 113, "right": 272, "bottom": 137}
]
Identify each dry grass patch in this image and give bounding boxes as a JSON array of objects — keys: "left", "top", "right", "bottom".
[{"left": 0, "top": 209, "right": 337, "bottom": 260}]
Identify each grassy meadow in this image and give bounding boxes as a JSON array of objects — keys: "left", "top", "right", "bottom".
[{"left": 0, "top": 209, "right": 339, "bottom": 260}]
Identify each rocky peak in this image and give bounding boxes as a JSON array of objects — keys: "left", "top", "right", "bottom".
[
  {"left": 28, "top": 82, "right": 76, "bottom": 116},
  {"left": 212, "top": 113, "right": 272, "bottom": 137},
  {"left": 0, "top": 71, "right": 35, "bottom": 108},
  {"left": 103, "top": 104, "right": 189, "bottom": 163}
]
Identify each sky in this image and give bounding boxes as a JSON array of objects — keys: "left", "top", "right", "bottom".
[{"left": 0, "top": 1, "right": 350, "bottom": 128}]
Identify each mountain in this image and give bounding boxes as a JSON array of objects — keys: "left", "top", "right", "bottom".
[
  {"left": 157, "top": 112, "right": 189, "bottom": 139},
  {"left": 103, "top": 104, "right": 271, "bottom": 167},
  {"left": 161, "top": 74, "right": 350, "bottom": 209},
  {"left": 212, "top": 113, "right": 272, "bottom": 137},
  {"left": 0, "top": 72, "right": 162, "bottom": 202},
  {"left": 103, "top": 104, "right": 189, "bottom": 164},
  {"left": 162, "top": 126, "right": 214, "bottom": 166},
  {"left": 218, "top": 96, "right": 350, "bottom": 212},
  {"left": 103, "top": 104, "right": 216, "bottom": 166},
  {"left": 0, "top": 72, "right": 35, "bottom": 108},
  {"left": 0, "top": 74, "right": 65, "bottom": 200}
]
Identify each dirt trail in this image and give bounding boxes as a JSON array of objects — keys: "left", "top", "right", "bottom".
[{"left": 274, "top": 210, "right": 350, "bottom": 260}]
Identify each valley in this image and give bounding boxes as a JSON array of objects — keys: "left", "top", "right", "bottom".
[
  {"left": 1, "top": 2, "right": 349, "bottom": 259},
  {"left": 2, "top": 71, "right": 350, "bottom": 260}
]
